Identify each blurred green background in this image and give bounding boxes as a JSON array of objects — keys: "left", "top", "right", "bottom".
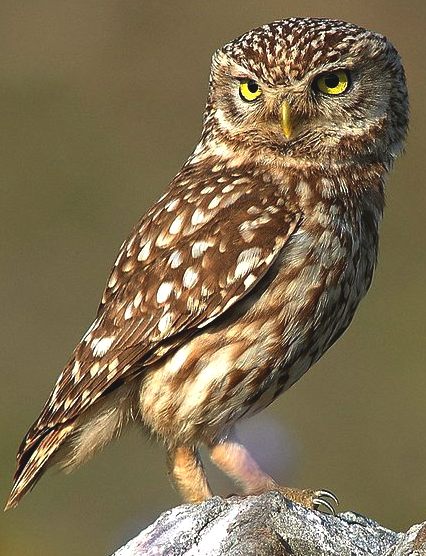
[{"left": 1, "top": 2, "right": 425, "bottom": 555}]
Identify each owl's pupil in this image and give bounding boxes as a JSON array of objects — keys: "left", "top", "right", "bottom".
[
  {"left": 247, "top": 81, "right": 259, "bottom": 93},
  {"left": 324, "top": 74, "right": 340, "bottom": 88}
]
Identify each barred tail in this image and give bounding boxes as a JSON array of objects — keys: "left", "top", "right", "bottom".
[{"left": 4, "top": 425, "right": 74, "bottom": 511}]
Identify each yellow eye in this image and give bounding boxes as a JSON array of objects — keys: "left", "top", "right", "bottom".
[
  {"left": 239, "top": 80, "right": 262, "bottom": 102},
  {"left": 314, "top": 70, "right": 350, "bottom": 96}
]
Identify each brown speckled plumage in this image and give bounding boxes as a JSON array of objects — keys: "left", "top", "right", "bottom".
[{"left": 6, "top": 17, "right": 408, "bottom": 510}]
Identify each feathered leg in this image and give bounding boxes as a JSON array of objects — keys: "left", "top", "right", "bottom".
[{"left": 167, "top": 445, "right": 212, "bottom": 503}]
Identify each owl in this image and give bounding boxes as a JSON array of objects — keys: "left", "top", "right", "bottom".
[{"left": 6, "top": 17, "right": 408, "bottom": 513}]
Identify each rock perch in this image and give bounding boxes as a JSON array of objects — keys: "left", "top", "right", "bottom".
[{"left": 112, "top": 491, "right": 426, "bottom": 556}]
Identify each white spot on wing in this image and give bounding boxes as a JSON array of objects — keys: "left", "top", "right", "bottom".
[
  {"left": 82, "top": 389, "right": 91, "bottom": 402},
  {"left": 221, "top": 295, "right": 240, "bottom": 313},
  {"left": 183, "top": 267, "right": 199, "bottom": 288},
  {"left": 169, "top": 215, "right": 184, "bottom": 235},
  {"left": 244, "top": 273, "right": 257, "bottom": 289},
  {"left": 108, "top": 358, "right": 119, "bottom": 371},
  {"left": 191, "top": 241, "right": 210, "bottom": 258},
  {"left": 90, "top": 362, "right": 101, "bottom": 377},
  {"left": 138, "top": 241, "right": 152, "bottom": 261},
  {"left": 92, "top": 336, "right": 115, "bottom": 357},
  {"left": 107, "top": 358, "right": 119, "bottom": 381},
  {"left": 232, "top": 177, "right": 249, "bottom": 185},
  {"left": 133, "top": 291, "right": 143, "bottom": 308},
  {"left": 191, "top": 208, "right": 207, "bottom": 226},
  {"left": 71, "top": 360, "right": 80, "bottom": 379},
  {"left": 155, "top": 230, "right": 173, "bottom": 247},
  {"left": 239, "top": 221, "right": 255, "bottom": 243},
  {"left": 124, "top": 303, "right": 134, "bottom": 320},
  {"left": 158, "top": 312, "right": 173, "bottom": 334},
  {"left": 108, "top": 272, "right": 118, "bottom": 288},
  {"left": 165, "top": 198, "right": 180, "bottom": 212},
  {"left": 208, "top": 196, "right": 221, "bottom": 210},
  {"left": 234, "top": 247, "right": 263, "bottom": 279},
  {"left": 157, "top": 282, "right": 173, "bottom": 304},
  {"left": 169, "top": 250, "right": 183, "bottom": 269},
  {"left": 122, "top": 259, "right": 134, "bottom": 272}
]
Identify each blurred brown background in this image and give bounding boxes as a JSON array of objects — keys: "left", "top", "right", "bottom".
[{"left": 0, "top": 2, "right": 425, "bottom": 555}]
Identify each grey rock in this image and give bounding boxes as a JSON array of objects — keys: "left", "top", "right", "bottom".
[
  {"left": 112, "top": 492, "right": 426, "bottom": 556},
  {"left": 388, "top": 522, "right": 426, "bottom": 556}
]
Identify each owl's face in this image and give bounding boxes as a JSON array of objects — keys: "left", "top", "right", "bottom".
[{"left": 205, "top": 18, "right": 408, "bottom": 165}]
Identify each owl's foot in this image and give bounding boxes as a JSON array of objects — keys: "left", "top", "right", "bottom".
[
  {"left": 226, "top": 486, "right": 338, "bottom": 514},
  {"left": 209, "top": 436, "right": 339, "bottom": 514},
  {"left": 272, "top": 485, "right": 339, "bottom": 514}
]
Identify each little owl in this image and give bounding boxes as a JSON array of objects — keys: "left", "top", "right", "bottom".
[{"left": 6, "top": 17, "right": 408, "bottom": 513}]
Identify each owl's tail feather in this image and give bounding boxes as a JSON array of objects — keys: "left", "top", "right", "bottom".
[{"left": 4, "top": 424, "right": 74, "bottom": 511}]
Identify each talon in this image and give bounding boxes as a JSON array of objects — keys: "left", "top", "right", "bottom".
[
  {"left": 313, "top": 497, "right": 336, "bottom": 515},
  {"left": 312, "top": 489, "right": 339, "bottom": 515},
  {"left": 316, "top": 489, "right": 339, "bottom": 506}
]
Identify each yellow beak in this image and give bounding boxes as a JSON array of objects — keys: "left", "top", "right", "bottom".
[{"left": 280, "top": 101, "right": 293, "bottom": 140}]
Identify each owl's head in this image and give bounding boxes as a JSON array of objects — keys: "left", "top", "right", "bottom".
[{"left": 203, "top": 18, "right": 408, "bottom": 166}]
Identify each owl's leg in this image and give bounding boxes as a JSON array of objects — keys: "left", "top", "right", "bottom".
[
  {"left": 167, "top": 445, "right": 212, "bottom": 503},
  {"left": 209, "top": 435, "right": 337, "bottom": 513}
]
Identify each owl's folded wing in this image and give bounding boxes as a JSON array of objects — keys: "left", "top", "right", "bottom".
[{"left": 18, "top": 174, "right": 301, "bottom": 461}]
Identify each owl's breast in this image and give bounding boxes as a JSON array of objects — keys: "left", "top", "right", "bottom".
[{"left": 254, "top": 203, "right": 380, "bottom": 395}]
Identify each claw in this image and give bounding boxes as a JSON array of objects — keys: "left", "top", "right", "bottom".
[
  {"left": 316, "top": 489, "right": 339, "bottom": 506},
  {"left": 312, "top": 489, "right": 339, "bottom": 515},
  {"left": 313, "top": 497, "right": 336, "bottom": 515}
]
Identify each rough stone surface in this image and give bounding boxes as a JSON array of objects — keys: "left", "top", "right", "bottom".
[{"left": 112, "top": 492, "right": 426, "bottom": 556}]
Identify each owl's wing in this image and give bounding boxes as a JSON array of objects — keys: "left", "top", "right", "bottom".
[{"left": 16, "top": 169, "right": 300, "bottom": 468}]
